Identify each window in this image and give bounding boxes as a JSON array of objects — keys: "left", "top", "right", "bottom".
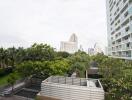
[
  {"left": 123, "top": 0, "right": 127, "bottom": 3},
  {"left": 120, "top": 4, "right": 128, "bottom": 14},
  {"left": 122, "top": 19, "right": 129, "bottom": 27},
  {"left": 126, "top": 43, "right": 130, "bottom": 47},
  {"left": 125, "top": 26, "right": 130, "bottom": 32},
  {"left": 116, "top": 26, "right": 120, "bottom": 31},
  {"left": 124, "top": 11, "right": 128, "bottom": 17}
]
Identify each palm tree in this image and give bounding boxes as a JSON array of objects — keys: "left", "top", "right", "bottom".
[
  {"left": 0, "top": 47, "right": 4, "bottom": 68},
  {"left": 7, "top": 47, "right": 17, "bottom": 67},
  {"left": 0, "top": 48, "right": 9, "bottom": 68}
]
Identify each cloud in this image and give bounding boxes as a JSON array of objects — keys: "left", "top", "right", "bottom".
[{"left": 0, "top": 0, "right": 107, "bottom": 51}]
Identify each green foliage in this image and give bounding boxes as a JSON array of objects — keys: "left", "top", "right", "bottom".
[
  {"left": 92, "top": 54, "right": 132, "bottom": 99},
  {"left": 0, "top": 43, "right": 132, "bottom": 99},
  {"left": 68, "top": 51, "right": 90, "bottom": 77},
  {"left": 17, "top": 59, "right": 70, "bottom": 79},
  {"left": 56, "top": 51, "right": 71, "bottom": 59},
  {"left": 7, "top": 73, "right": 17, "bottom": 85},
  {"left": 7, "top": 73, "right": 17, "bottom": 92},
  {"left": 0, "top": 43, "right": 56, "bottom": 68},
  {"left": 0, "top": 72, "right": 20, "bottom": 86},
  {"left": 25, "top": 43, "right": 56, "bottom": 61}
]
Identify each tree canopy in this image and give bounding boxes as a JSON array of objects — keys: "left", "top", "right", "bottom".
[{"left": 0, "top": 43, "right": 132, "bottom": 99}]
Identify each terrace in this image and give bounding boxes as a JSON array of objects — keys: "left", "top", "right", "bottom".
[{"left": 38, "top": 76, "right": 104, "bottom": 100}]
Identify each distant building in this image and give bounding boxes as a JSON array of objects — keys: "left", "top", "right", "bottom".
[
  {"left": 60, "top": 33, "right": 78, "bottom": 53},
  {"left": 94, "top": 43, "right": 103, "bottom": 55},
  {"left": 88, "top": 48, "right": 94, "bottom": 55},
  {"left": 88, "top": 43, "right": 103, "bottom": 56},
  {"left": 79, "top": 45, "right": 84, "bottom": 51},
  {"left": 37, "top": 76, "right": 104, "bottom": 100}
]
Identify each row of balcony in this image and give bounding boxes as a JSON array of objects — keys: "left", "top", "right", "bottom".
[
  {"left": 109, "top": 1, "right": 129, "bottom": 28},
  {"left": 110, "top": 55, "right": 132, "bottom": 60},
  {"left": 111, "top": 43, "right": 132, "bottom": 52},
  {"left": 110, "top": 4, "right": 132, "bottom": 38},
  {"left": 111, "top": 22, "right": 132, "bottom": 41},
  {"left": 112, "top": 38, "right": 132, "bottom": 46}
]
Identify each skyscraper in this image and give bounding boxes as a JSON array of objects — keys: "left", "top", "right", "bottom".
[
  {"left": 106, "top": 0, "right": 132, "bottom": 60},
  {"left": 60, "top": 33, "right": 78, "bottom": 53}
]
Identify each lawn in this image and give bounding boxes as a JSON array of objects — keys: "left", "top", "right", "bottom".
[{"left": 0, "top": 72, "right": 21, "bottom": 86}]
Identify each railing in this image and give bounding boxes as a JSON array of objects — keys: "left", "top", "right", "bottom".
[
  {"left": 40, "top": 76, "right": 104, "bottom": 100},
  {"left": 43, "top": 76, "right": 102, "bottom": 88}
]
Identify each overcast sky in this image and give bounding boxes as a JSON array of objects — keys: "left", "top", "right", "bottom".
[{"left": 0, "top": 0, "right": 107, "bottom": 51}]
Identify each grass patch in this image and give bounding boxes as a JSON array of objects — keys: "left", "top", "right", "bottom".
[{"left": 0, "top": 72, "right": 21, "bottom": 86}]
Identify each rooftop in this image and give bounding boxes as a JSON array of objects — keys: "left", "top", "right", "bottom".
[{"left": 42, "top": 76, "right": 103, "bottom": 88}]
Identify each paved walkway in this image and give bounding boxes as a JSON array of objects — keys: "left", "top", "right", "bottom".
[
  {"left": 0, "top": 95, "right": 33, "bottom": 100},
  {"left": 3, "top": 82, "right": 25, "bottom": 94}
]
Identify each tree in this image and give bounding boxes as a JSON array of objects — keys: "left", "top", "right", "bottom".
[
  {"left": 17, "top": 61, "right": 34, "bottom": 77},
  {"left": 56, "top": 51, "right": 71, "bottom": 59},
  {"left": 7, "top": 47, "right": 17, "bottom": 67},
  {"left": 49, "top": 59, "right": 70, "bottom": 76},
  {"left": 71, "top": 62, "right": 85, "bottom": 77},
  {"left": 17, "top": 59, "right": 70, "bottom": 79},
  {"left": 25, "top": 43, "right": 56, "bottom": 61},
  {"left": 15, "top": 47, "right": 26, "bottom": 64},
  {"left": 0, "top": 48, "right": 4, "bottom": 68},
  {"left": 0, "top": 48, "right": 9, "bottom": 68},
  {"left": 7, "top": 73, "right": 17, "bottom": 93},
  {"left": 68, "top": 51, "right": 90, "bottom": 78},
  {"left": 92, "top": 54, "right": 132, "bottom": 99}
]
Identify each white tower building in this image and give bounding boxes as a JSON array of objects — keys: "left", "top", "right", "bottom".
[
  {"left": 60, "top": 33, "right": 78, "bottom": 53},
  {"left": 106, "top": 0, "right": 132, "bottom": 60}
]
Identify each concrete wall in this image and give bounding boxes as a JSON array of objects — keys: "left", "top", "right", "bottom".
[{"left": 40, "top": 83, "right": 104, "bottom": 100}]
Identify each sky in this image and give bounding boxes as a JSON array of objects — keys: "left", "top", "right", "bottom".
[{"left": 0, "top": 0, "right": 107, "bottom": 51}]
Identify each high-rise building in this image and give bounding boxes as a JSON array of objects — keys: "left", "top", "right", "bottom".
[
  {"left": 88, "top": 48, "right": 94, "bottom": 56},
  {"left": 60, "top": 33, "right": 78, "bottom": 53},
  {"left": 79, "top": 45, "right": 84, "bottom": 51},
  {"left": 106, "top": 0, "right": 132, "bottom": 60}
]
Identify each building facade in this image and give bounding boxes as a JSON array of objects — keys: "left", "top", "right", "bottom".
[
  {"left": 60, "top": 34, "right": 78, "bottom": 53},
  {"left": 106, "top": 0, "right": 132, "bottom": 60}
]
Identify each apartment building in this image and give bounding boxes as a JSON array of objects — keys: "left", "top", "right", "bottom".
[{"left": 106, "top": 0, "right": 132, "bottom": 60}]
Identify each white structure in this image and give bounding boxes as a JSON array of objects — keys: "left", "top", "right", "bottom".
[
  {"left": 38, "top": 76, "right": 104, "bottom": 100},
  {"left": 60, "top": 34, "right": 78, "bottom": 53},
  {"left": 106, "top": 0, "right": 132, "bottom": 60}
]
